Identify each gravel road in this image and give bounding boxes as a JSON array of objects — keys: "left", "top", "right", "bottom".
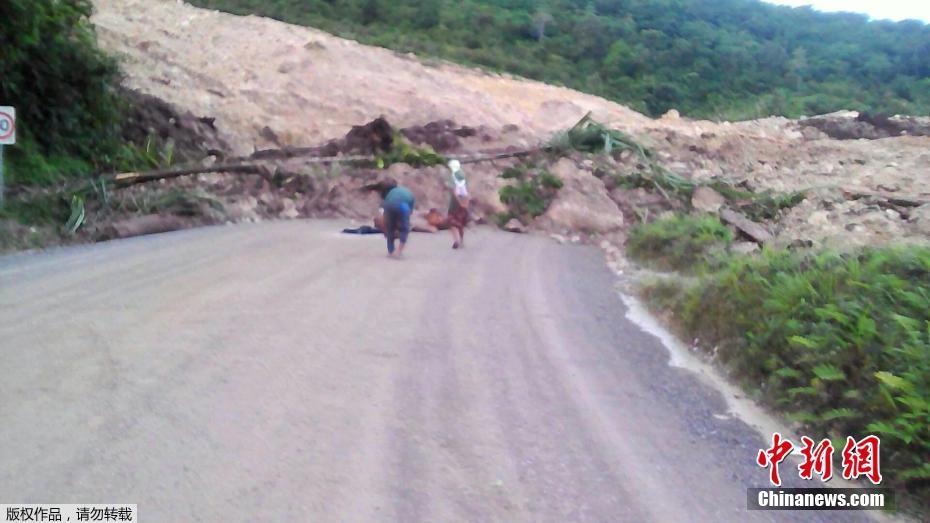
[{"left": 0, "top": 221, "right": 876, "bottom": 522}]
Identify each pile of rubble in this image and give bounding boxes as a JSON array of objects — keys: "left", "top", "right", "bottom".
[
  {"left": 68, "top": 0, "right": 930, "bottom": 251},
  {"left": 799, "top": 111, "right": 930, "bottom": 141}
]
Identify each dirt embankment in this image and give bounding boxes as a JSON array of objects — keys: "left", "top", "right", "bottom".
[
  {"left": 83, "top": 0, "right": 930, "bottom": 251},
  {"left": 91, "top": 0, "right": 648, "bottom": 156}
]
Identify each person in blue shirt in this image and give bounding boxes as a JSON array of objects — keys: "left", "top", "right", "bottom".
[{"left": 380, "top": 183, "right": 416, "bottom": 258}]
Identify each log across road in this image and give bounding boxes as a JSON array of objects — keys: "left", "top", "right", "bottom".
[{"left": 0, "top": 221, "right": 876, "bottom": 522}]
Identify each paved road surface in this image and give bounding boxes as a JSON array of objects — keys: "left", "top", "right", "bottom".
[{"left": 1, "top": 221, "right": 874, "bottom": 522}]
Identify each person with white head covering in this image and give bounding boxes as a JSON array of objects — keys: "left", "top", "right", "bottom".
[{"left": 446, "top": 159, "right": 470, "bottom": 249}]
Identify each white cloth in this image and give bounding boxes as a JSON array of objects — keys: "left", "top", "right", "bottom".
[{"left": 454, "top": 179, "right": 469, "bottom": 198}]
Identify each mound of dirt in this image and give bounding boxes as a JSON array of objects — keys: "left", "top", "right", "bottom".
[
  {"left": 91, "top": 0, "right": 649, "bottom": 156},
  {"left": 88, "top": 0, "right": 930, "bottom": 252},
  {"left": 317, "top": 117, "right": 395, "bottom": 157},
  {"left": 400, "top": 120, "right": 477, "bottom": 153},
  {"left": 800, "top": 111, "right": 930, "bottom": 140},
  {"left": 121, "top": 88, "right": 229, "bottom": 162},
  {"left": 248, "top": 117, "right": 481, "bottom": 161}
]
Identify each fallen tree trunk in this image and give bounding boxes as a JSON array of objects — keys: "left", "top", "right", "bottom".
[
  {"left": 96, "top": 214, "right": 188, "bottom": 240},
  {"left": 720, "top": 208, "right": 774, "bottom": 244},
  {"left": 452, "top": 149, "right": 539, "bottom": 164},
  {"left": 111, "top": 163, "right": 264, "bottom": 187},
  {"left": 108, "top": 148, "right": 543, "bottom": 188},
  {"left": 103, "top": 141, "right": 547, "bottom": 192}
]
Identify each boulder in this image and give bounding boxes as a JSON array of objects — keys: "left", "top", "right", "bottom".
[
  {"left": 503, "top": 219, "right": 525, "bottom": 233},
  {"left": 690, "top": 186, "right": 726, "bottom": 213},
  {"left": 549, "top": 157, "right": 586, "bottom": 180},
  {"left": 910, "top": 204, "right": 930, "bottom": 236},
  {"left": 731, "top": 242, "right": 760, "bottom": 255},
  {"left": 537, "top": 171, "right": 624, "bottom": 234}
]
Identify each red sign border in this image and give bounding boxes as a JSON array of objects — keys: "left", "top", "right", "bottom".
[{"left": 0, "top": 109, "right": 15, "bottom": 141}]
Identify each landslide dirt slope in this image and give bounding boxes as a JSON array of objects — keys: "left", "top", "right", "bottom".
[
  {"left": 91, "top": 0, "right": 930, "bottom": 249},
  {"left": 91, "top": 0, "right": 648, "bottom": 156}
]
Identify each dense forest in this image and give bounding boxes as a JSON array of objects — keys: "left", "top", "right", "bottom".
[
  {"left": 0, "top": 0, "right": 125, "bottom": 185},
  {"left": 189, "top": 0, "right": 930, "bottom": 119}
]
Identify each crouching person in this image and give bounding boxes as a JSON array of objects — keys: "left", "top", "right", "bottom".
[{"left": 381, "top": 183, "right": 416, "bottom": 258}]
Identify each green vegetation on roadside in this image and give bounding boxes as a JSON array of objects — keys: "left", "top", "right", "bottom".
[
  {"left": 0, "top": 1, "right": 209, "bottom": 242},
  {"left": 632, "top": 215, "right": 930, "bottom": 499},
  {"left": 627, "top": 214, "right": 732, "bottom": 272},
  {"left": 375, "top": 134, "right": 447, "bottom": 168},
  {"left": 189, "top": 0, "right": 930, "bottom": 119},
  {"left": 497, "top": 163, "right": 563, "bottom": 225},
  {"left": 1, "top": 0, "right": 125, "bottom": 186}
]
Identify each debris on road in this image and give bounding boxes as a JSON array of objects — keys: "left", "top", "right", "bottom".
[{"left": 503, "top": 218, "right": 525, "bottom": 233}]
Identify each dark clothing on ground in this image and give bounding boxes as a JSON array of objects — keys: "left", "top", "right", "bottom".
[{"left": 341, "top": 226, "right": 382, "bottom": 235}]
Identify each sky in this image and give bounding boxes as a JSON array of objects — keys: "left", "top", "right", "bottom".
[{"left": 766, "top": 1, "right": 930, "bottom": 23}]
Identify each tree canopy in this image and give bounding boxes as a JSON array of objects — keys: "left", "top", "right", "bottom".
[{"left": 0, "top": 0, "right": 123, "bottom": 183}]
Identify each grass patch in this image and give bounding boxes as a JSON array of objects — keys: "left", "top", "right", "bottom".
[
  {"left": 546, "top": 113, "right": 649, "bottom": 158},
  {"left": 375, "top": 134, "right": 446, "bottom": 168},
  {"left": 640, "top": 246, "right": 930, "bottom": 501},
  {"left": 627, "top": 214, "right": 732, "bottom": 272},
  {"left": 497, "top": 164, "right": 562, "bottom": 225}
]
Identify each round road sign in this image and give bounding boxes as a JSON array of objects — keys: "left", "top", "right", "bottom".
[{"left": 0, "top": 111, "right": 14, "bottom": 142}]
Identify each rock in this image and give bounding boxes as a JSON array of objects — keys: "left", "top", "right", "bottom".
[
  {"left": 280, "top": 198, "right": 299, "bottom": 219},
  {"left": 226, "top": 195, "right": 260, "bottom": 222},
  {"left": 550, "top": 234, "right": 567, "bottom": 244},
  {"left": 731, "top": 242, "right": 760, "bottom": 255},
  {"left": 503, "top": 219, "right": 525, "bottom": 233},
  {"left": 909, "top": 204, "right": 930, "bottom": 236},
  {"left": 662, "top": 109, "right": 680, "bottom": 120},
  {"left": 719, "top": 208, "right": 774, "bottom": 244},
  {"left": 537, "top": 172, "right": 625, "bottom": 234},
  {"left": 807, "top": 210, "right": 830, "bottom": 226},
  {"left": 610, "top": 187, "right": 667, "bottom": 208},
  {"left": 550, "top": 157, "right": 586, "bottom": 180},
  {"left": 99, "top": 214, "right": 187, "bottom": 240},
  {"left": 691, "top": 186, "right": 726, "bottom": 213}
]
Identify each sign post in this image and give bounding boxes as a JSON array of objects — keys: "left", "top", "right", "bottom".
[{"left": 0, "top": 106, "right": 16, "bottom": 207}]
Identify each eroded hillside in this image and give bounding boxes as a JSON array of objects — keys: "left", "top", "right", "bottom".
[{"left": 90, "top": 0, "right": 930, "bottom": 250}]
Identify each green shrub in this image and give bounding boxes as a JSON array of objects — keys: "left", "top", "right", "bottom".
[
  {"left": 627, "top": 215, "right": 733, "bottom": 272},
  {"left": 497, "top": 165, "right": 561, "bottom": 224},
  {"left": 649, "top": 247, "right": 930, "bottom": 492},
  {"left": 375, "top": 134, "right": 446, "bottom": 168},
  {"left": 1, "top": 0, "right": 124, "bottom": 185}
]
